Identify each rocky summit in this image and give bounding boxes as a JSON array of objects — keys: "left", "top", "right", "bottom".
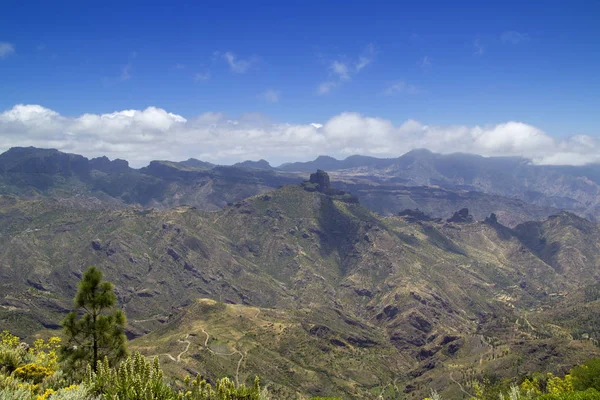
[{"left": 309, "top": 169, "right": 331, "bottom": 193}]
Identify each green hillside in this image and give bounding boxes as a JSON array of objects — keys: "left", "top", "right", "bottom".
[{"left": 2, "top": 178, "right": 600, "bottom": 398}]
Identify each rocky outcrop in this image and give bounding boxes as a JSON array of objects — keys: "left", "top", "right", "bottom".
[
  {"left": 90, "top": 156, "right": 130, "bottom": 174},
  {"left": 309, "top": 170, "right": 331, "bottom": 193},
  {"left": 484, "top": 212, "right": 498, "bottom": 224},
  {"left": 398, "top": 208, "right": 439, "bottom": 222},
  {"left": 447, "top": 208, "right": 473, "bottom": 223},
  {"left": 303, "top": 170, "right": 359, "bottom": 204}
]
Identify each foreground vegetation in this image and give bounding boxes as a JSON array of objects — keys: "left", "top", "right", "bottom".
[
  {"left": 0, "top": 330, "right": 267, "bottom": 399},
  {"left": 0, "top": 267, "right": 268, "bottom": 399},
  {"left": 5, "top": 326, "right": 600, "bottom": 400},
  {"left": 427, "top": 359, "right": 600, "bottom": 400}
]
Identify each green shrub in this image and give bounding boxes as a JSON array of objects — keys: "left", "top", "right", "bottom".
[
  {"left": 86, "top": 352, "right": 266, "bottom": 400},
  {"left": 0, "top": 348, "right": 24, "bottom": 373},
  {"left": 0, "top": 372, "right": 25, "bottom": 392},
  {"left": 0, "top": 331, "right": 28, "bottom": 374},
  {"left": 51, "top": 384, "right": 98, "bottom": 400},
  {"left": 572, "top": 359, "right": 600, "bottom": 392},
  {"left": 0, "top": 386, "right": 31, "bottom": 400},
  {"left": 310, "top": 397, "right": 342, "bottom": 400},
  {"left": 537, "top": 388, "right": 600, "bottom": 400},
  {"left": 181, "top": 375, "right": 264, "bottom": 400},
  {"left": 0, "top": 331, "right": 20, "bottom": 349},
  {"left": 86, "top": 352, "right": 174, "bottom": 400}
]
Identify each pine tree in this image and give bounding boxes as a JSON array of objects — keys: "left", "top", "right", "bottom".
[{"left": 61, "top": 266, "right": 128, "bottom": 372}]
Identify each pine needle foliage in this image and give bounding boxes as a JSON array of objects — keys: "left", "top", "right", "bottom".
[{"left": 61, "top": 267, "right": 128, "bottom": 373}]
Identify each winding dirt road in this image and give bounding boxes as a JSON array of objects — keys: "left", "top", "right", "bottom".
[
  {"left": 153, "top": 329, "right": 245, "bottom": 386},
  {"left": 200, "top": 328, "right": 244, "bottom": 386},
  {"left": 177, "top": 334, "right": 191, "bottom": 362}
]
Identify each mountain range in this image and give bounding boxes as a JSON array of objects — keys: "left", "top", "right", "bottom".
[
  {"left": 2, "top": 149, "right": 600, "bottom": 398},
  {"left": 4, "top": 146, "right": 600, "bottom": 226}
]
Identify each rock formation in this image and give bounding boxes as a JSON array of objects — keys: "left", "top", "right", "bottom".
[{"left": 447, "top": 208, "right": 473, "bottom": 223}]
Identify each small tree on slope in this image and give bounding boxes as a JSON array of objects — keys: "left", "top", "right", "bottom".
[{"left": 61, "top": 266, "right": 127, "bottom": 372}]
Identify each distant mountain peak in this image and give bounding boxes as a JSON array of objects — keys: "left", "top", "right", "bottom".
[
  {"left": 0, "top": 146, "right": 90, "bottom": 176},
  {"left": 315, "top": 155, "right": 338, "bottom": 161},
  {"left": 405, "top": 148, "right": 434, "bottom": 156},
  {"left": 179, "top": 158, "right": 215, "bottom": 170},
  {"left": 233, "top": 159, "right": 273, "bottom": 170}
]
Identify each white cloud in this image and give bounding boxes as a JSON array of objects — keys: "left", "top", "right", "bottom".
[
  {"left": 121, "top": 63, "right": 132, "bottom": 81},
  {"left": 356, "top": 43, "right": 376, "bottom": 71},
  {"left": 473, "top": 39, "right": 484, "bottom": 56},
  {"left": 384, "top": 81, "right": 419, "bottom": 95},
  {"left": 317, "top": 44, "right": 376, "bottom": 94},
  {"left": 258, "top": 89, "right": 280, "bottom": 103},
  {"left": 419, "top": 56, "right": 431, "bottom": 69},
  {"left": 119, "top": 52, "right": 137, "bottom": 81},
  {"left": 317, "top": 81, "right": 338, "bottom": 95},
  {"left": 355, "top": 57, "right": 371, "bottom": 71},
  {"left": 0, "top": 42, "right": 15, "bottom": 58},
  {"left": 331, "top": 61, "right": 350, "bottom": 80},
  {"left": 1, "top": 104, "right": 598, "bottom": 167},
  {"left": 1, "top": 104, "right": 60, "bottom": 122},
  {"left": 222, "top": 51, "right": 257, "bottom": 73},
  {"left": 175, "top": 63, "right": 186, "bottom": 69},
  {"left": 194, "top": 71, "right": 210, "bottom": 82},
  {"left": 501, "top": 31, "right": 529, "bottom": 44}
]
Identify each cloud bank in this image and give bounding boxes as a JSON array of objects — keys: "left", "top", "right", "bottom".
[{"left": 0, "top": 104, "right": 598, "bottom": 167}]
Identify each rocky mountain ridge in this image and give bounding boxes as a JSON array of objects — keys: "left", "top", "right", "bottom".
[
  {"left": 0, "top": 147, "right": 571, "bottom": 226},
  {"left": 281, "top": 149, "right": 600, "bottom": 221}
]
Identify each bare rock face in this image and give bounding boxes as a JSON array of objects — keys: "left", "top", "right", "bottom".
[
  {"left": 90, "top": 156, "right": 130, "bottom": 173},
  {"left": 447, "top": 208, "right": 473, "bottom": 223},
  {"left": 309, "top": 169, "right": 331, "bottom": 193},
  {"left": 484, "top": 212, "right": 499, "bottom": 224},
  {"left": 398, "top": 208, "right": 440, "bottom": 222}
]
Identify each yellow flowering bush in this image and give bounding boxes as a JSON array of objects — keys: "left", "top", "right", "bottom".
[
  {"left": 1, "top": 333, "right": 71, "bottom": 399},
  {"left": 13, "top": 363, "right": 54, "bottom": 384},
  {"left": 521, "top": 376, "right": 543, "bottom": 396},
  {"left": 36, "top": 387, "right": 56, "bottom": 400},
  {"left": 30, "top": 337, "right": 61, "bottom": 370},
  {"left": 547, "top": 373, "right": 574, "bottom": 394},
  {"left": 0, "top": 331, "right": 27, "bottom": 373}
]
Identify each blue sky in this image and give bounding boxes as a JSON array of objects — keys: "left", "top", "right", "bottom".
[{"left": 0, "top": 0, "right": 599, "bottom": 166}]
